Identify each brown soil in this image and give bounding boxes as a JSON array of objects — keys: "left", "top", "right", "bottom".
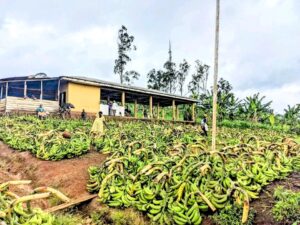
[
  {"left": 251, "top": 172, "right": 300, "bottom": 225},
  {"left": 0, "top": 141, "right": 107, "bottom": 208}
]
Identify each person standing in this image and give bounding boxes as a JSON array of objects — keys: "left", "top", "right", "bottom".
[
  {"left": 201, "top": 115, "right": 209, "bottom": 136},
  {"left": 91, "top": 111, "right": 107, "bottom": 136},
  {"left": 81, "top": 109, "right": 87, "bottom": 121},
  {"left": 112, "top": 100, "right": 118, "bottom": 116},
  {"left": 108, "top": 100, "right": 112, "bottom": 116}
]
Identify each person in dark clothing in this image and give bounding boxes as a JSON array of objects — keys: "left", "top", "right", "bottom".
[
  {"left": 201, "top": 115, "right": 208, "bottom": 136},
  {"left": 108, "top": 101, "right": 112, "bottom": 116},
  {"left": 143, "top": 109, "right": 148, "bottom": 119},
  {"left": 81, "top": 109, "right": 87, "bottom": 121}
]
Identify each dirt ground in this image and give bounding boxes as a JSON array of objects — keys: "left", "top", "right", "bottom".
[
  {"left": 0, "top": 141, "right": 107, "bottom": 208},
  {"left": 0, "top": 141, "right": 299, "bottom": 224}
]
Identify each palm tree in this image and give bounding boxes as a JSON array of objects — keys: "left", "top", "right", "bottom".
[{"left": 241, "top": 93, "right": 272, "bottom": 122}]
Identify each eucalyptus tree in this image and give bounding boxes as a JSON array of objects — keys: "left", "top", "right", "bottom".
[
  {"left": 177, "top": 59, "right": 190, "bottom": 96},
  {"left": 188, "top": 60, "right": 209, "bottom": 98},
  {"left": 114, "top": 25, "right": 139, "bottom": 84},
  {"left": 147, "top": 69, "right": 166, "bottom": 91}
]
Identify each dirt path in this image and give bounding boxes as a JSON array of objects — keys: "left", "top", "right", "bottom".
[
  {"left": 0, "top": 142, "right": 107, "bottom": 201},
  {"left": 251, "top": 172, "right": 300, "bottom": 225}
]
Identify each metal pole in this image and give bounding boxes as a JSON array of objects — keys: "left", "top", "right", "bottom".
[{"left": 212, "top": 0, "right": 220, "bottom": 151}]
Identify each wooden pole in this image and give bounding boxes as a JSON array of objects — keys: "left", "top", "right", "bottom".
[
  {"left": 99, "top": 87, "right": 101, "bottom": 111},
  {"left": 5, "top": 82, "right": 8, "bottom": 113},
  {"left": 121, "top": 91, "right": 125, "bottom": 107},
  {"left": 149, "top": 96, "right": 153, "bottom": 118},
  {"left": 176, "top": 105, "right": 180, "bottom": 120},
  {"left": 134, "top": 100, "right": 138, "bottom": 118},
  {"left": 192, "top": 103, "right": 196, "bottom": 122},
  {"left": 24, "top": 81, "right": 27, "bottom": 97},
  {"left": 162, "top": 108, "right": 165, "bottom": 120},
  {"left": 172, "top": 100, "right": 176, "bottom": 120},
  {"left": 212, "top": 0, "right": 220, "bottom": 151},
  {"left": 40, "top": 80, "right": 43, "bottom": 100}
]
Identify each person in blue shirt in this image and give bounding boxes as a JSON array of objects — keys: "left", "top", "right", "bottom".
[{"left": 36, "top": 104, "right": 45, "bottom": 119}]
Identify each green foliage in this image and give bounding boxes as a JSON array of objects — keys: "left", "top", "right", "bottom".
[
  {"left": 269, "top": 114, "right": 275, "bottom": 127},
  {"left": 0, "top": 116, "right": 91, "bottom": 160},
  {"left": 220, "top": 119, "right": 287, "bottom": 132},
  {"left": 91, "top": 208, "right": 147, "bottom": 225},
  {"left": 240, "top": 93, "right": 272, "bottom": 122},
  {"left": 211, "top": 204, "right": 255, "bottom": 225},
  {"left": 177, "top": 59, "right": 190, "bottom": 96},
  {"left": 188, "top": 60, "right": 209, "bottom": 97},
  {"left": 53, "top": 214, "right": 83, "bottom": 225},
  {"left": 272, "top": 186, "right": 300, "bottom": 224}
]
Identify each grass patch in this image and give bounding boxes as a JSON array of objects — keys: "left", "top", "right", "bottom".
[
  {"left": 272, "top": 186, "right": 300, "bottom": 224},
  {"left": 211, "top": 204, "right": 255, "bottom": 225},
  {"left": 91, "top": 207, "right": 148, "bottom": 225}
]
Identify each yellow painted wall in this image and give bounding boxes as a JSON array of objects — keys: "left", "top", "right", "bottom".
[{"left": 67, "top": 82, "right": 100, "bottom": 113}]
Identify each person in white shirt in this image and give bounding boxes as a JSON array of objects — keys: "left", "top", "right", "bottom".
[{"left": 112, "top": 100, "right": 118, "bottom": 116}]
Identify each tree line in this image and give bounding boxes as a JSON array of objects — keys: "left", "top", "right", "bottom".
[{"left": 113, "top": 25, "right": 300, "bottom": 130}]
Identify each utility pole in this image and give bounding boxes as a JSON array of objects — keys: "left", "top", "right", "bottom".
[{"left": 212, "top": 0, "right": 220, "bottom": 151}]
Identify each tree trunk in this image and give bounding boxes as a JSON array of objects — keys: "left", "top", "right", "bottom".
[
  {"left": 120, "top": 69, "right": 123, "bottom": 84},
  {"left": 212, "top": 0, "right": 220, "bottom": 151}
]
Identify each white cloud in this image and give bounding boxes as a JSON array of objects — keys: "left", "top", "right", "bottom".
[{"left": 0, "top": 0, "right": 299, "bottom": 112}]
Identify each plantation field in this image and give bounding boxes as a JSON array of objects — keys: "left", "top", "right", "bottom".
[{"left": 0, "top": 116, "right": 299, "bottom": 225}]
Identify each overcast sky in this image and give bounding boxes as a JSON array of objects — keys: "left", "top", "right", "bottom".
[{"left": 0, "top": 0, "right": 299, "bottom": 113}]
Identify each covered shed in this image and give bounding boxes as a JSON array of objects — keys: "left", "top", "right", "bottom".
[{"left": 0, "top": 74, "right": 198, "bottom": 122}]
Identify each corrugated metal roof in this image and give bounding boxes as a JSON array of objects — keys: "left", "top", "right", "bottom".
[{"left": 60, "top": 75, "right": 199, "bottom": 103}]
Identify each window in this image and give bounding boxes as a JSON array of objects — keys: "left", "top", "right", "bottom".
[
  {"left": 7, "top": 82, "right": 24, "bottom": 97},
  {"left": 42, "top": 80, "right": 58, "bottom": 101},
  {"left": 26, "top": 81, "right": 41, "bottom": 100},
  {"left": 0, "top": 83, "right": 6, "bottom": 99}
]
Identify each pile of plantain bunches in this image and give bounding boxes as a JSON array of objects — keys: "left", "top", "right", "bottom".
[
  {"left": 0, "top": 180, "right": 70, "bottom": 225},
  {"left": 88, "top": 122, "right": 300, "bottom": 225},
  {"left": 0, "top": 116, "right": 91, "bottom": 160}
]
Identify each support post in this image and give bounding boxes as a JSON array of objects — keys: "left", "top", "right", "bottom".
[
  {"left": 172, "top": 100, "right": 176, "bottom": 120},
  {"left": 149, "top": 96, "right": 153, "bottom": 118},
  {"left": 24, "top": 81, "right": 27, "bottom": 97},
  {"left": 57, "top": 79, "right": 60, "bottom": 102},
  {"left": 134, "top": 100, "right": 138, "bottom": 118},
  {"left": 40, "top": 80, "right": 43, "bottom": 100},
  {"left": 121, "top": 91, "right": 125, "bottom": 107},
  {"left": 0, "top": 84, "right": 3, "bottom": 99},
  {"left": 99, "top": 87, "right": 101, "bottom": 111},
  {"left": 5, "top": 82, "right": 8, "bottom": 113},
  {"left": 157, "top": 102, "right": 160, "bottom": 119},
  {"left": 176, "top": 104, "right": 179, "bottom": 120},
  {"left": 162, "top": 108, "right": 165, "bottom": 120},
  {"left": 192, "top": 103, "right": 195, "bottom": 122}
]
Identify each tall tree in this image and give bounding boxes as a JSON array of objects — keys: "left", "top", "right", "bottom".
[
  {"left": 163, "top": 41, "right": 177, "bottom": 94},
  {"left": 177, "top": 59, "right": 190, "bottom": 96},
  {"left": 188, "top": 60, "right": 209, "bottom": 98},
  {"left": 147, "top": 69, "right": 166, "bottom": 91},
  {"left": 114, "top": 25, "right": 139, "bottom": 84}
]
